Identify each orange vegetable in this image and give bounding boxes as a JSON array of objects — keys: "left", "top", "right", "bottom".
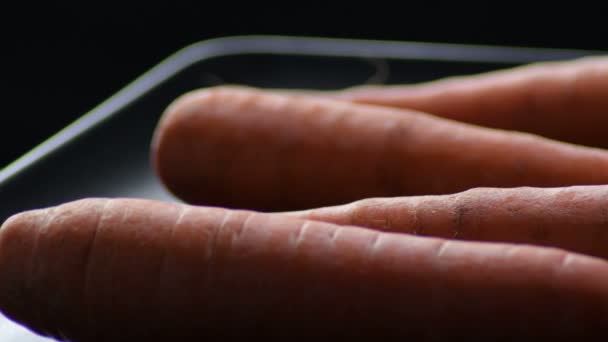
[
  {"left": 331, "top": 57, "right": 608, "bottom": 148},
  {"left": 289, "top": 185, "right": 608, "bottom": 259},
  {"left": 152, "top": 86, "right": 608, "bottom": 211},
  {"left": 1, "top": 198, "right": 607, "bottom": 340}
]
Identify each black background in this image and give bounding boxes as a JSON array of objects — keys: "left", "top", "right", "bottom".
[{"left": 2, "top": 5, "right": 607, "bottom": 168}]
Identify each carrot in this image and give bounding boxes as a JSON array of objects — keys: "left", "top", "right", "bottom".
[
  {"left": 1, "top": 198, "right": 608, "bottom": 340},
  {"left": 329, "top": 56, "right": 608, "bottom": 148},
  {"left": 152, "top": 86, "right": 608, "bottom": 211},
  {"left": 287, "top": 185, "right": 608, "bottom": 260}
]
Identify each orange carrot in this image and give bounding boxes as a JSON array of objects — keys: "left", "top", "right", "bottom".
[
  {"left": 152, "top": 86, "right": 608, "bottom": 211},
  {"left": 1, "top": 198, "right": 608, "bottom": 340},
  {"left": 330, "top": 56, "right": 608, "bottom": 148},
  {"left": 288, "top": 185, "right": 608, "bottom": 259}
]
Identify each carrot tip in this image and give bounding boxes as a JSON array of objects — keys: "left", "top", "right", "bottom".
[{"left": 1, "top": 211, "right": 29, "bottom": 232}]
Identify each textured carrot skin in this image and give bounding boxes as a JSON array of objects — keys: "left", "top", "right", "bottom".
[
  {"left": 1, "top": 198, "right": 608, "bottom": 340},
  {"left": 289, "top": 185, "right": 608, "bottom": 260},
  {"left": 334, "top": 57, "right": 608, "bottom": 148},
  {"left": 152, "top": 86, "right": 608, "bottom": 211}
]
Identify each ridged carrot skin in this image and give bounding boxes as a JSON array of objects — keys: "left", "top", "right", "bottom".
[
  {"left": 152, "top": 86, "right": 608, "bottom": 211},
  {"left": 1, "top": 198, "right": 608, "bottom": 340},
  {"left": 288, "top": 185, "right": 608, "bottom": 259},
  {"left": 333, "top": 57, "right": 608, "bottom": 148}
]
